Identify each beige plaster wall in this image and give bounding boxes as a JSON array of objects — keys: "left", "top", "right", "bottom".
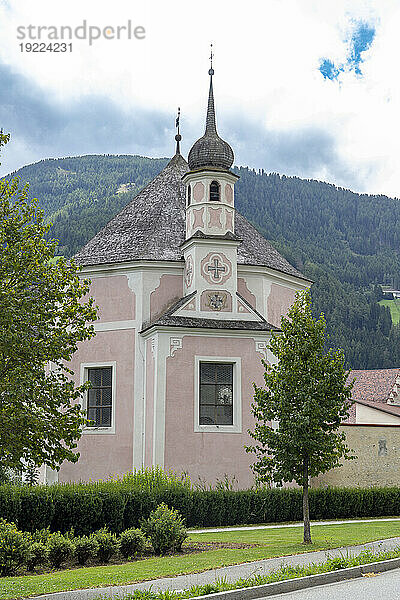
[
  {"left": 163, "top": 336, "right": 266, "bottom": 488},
  {"left": 312, "top": 424, "right": 400, "bottom": 488},
  {"left": 356, "top": 403, "right": 400, "bottom": 425}
]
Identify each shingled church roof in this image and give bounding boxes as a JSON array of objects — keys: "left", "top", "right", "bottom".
[{"left": 73, "top": 152, "right": 306, "bottom": 281}]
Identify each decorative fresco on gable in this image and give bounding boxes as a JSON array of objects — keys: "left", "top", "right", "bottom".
[
  {"left": 200, "top": 252, "right": 232, "bottom": 285},
  {"left": 200, "top": 290, "right": 232, "bottom": 312}
]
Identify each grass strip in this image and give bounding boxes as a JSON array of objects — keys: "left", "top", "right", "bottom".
[
  {"left": 97, "top": 546, "right": 400, "bottom": 599},
  {"left": 1, "top": 520, "right": 400, "bottom": 599}
]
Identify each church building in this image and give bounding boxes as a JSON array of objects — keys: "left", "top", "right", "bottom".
[{"left": 54, "top": 66, "right": 311, "bottom": 487}]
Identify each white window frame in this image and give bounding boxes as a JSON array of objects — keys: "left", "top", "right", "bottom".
[
  {"left": 80, "top": 361, "right": 116, "bottom": 434},
  {"left": 194, "top": 355, "right": 242, "bottom": 433}
]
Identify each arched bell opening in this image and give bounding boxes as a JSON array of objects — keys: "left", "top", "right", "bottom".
[{"left": 210, "top": 180, "right": 220, "bottom": 202}]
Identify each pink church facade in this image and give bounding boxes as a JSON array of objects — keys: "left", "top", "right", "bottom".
[{"left": 52, "top": 69, "right": 310, "bottom": 488}]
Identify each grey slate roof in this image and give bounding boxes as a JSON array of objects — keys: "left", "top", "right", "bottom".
[
  {"left": 73, "top": 152, "right": 306, "bottom": 280},
  {"left": 141, "top": 292, "right": 280, "bottom": 334}
]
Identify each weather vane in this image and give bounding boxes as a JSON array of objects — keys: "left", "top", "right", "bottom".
[
  {"left": 209, "top": 43, "right": 214, "bottom": 76},
  {"left": 175, "top": 107, "right": 181, "bottom": 154}
]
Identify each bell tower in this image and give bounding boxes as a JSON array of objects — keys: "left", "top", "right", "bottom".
[{"left": 181, "top": 50, "right": 242, "bottom": 317}]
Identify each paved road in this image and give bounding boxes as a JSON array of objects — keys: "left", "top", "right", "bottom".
[{"left": 264, "top": 567, "right": 400, "bottom": 600}]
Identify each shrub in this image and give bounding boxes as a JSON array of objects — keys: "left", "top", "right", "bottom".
[
  {"left": 118, "top": 528, "right": 147, "bottom": 558},
  {"left": 27, "top": 541, "right": 48, "bottom": 571},
  {"left": 93, "top": 528, "right": 118, "bottom": 563},
  {"left": 0, "top": 519, "right": 31, "bottom": 575},
  {"left": 31, "top": 527, "right": 51, "bottom": 544},
  {"left": 119, "top": 466, "right": 192, "bottom": 493},
  {"left": 47, "top": 532, "right": 74, "bottom": 568},
  {"left": 141, "top": 503, "right": 187, "bottom": 555},
  {"left": 18, "top": 486, "right": 54, "bottom": 532},
  {"left": 1, "top": 475, "right": 400, "bottom": 534},
  {"left": 74, "top": 535, "right": 99, "bottom": 565}
]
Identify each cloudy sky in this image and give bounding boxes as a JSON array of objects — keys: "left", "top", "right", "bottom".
[{"left": 0, "top": 0, "right": 399, "bottom": 197}]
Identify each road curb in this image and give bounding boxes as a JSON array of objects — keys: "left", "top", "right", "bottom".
[{"left": 186, "top": 557, "right": 400, "bottom": 600}]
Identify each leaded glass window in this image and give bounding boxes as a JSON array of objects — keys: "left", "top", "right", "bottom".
[
  {"left": 86, "top": 367, "right": 113, "bottom": 427},
  {"left": 199, "top": 362, "right": 233, "bottom": 425}
]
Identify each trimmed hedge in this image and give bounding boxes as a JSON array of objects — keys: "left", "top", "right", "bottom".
[{"left": 0, "top": 483, "right": 399, "bottom": 534}]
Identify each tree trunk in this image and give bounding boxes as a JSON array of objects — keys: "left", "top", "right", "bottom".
[{"left": 302, "top": 457, "right": 312, "bottom": 544}]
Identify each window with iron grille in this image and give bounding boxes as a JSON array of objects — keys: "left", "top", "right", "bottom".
[
  {"left": 199, "top": 362, "right": 233, "bottom": 425},
  {"left": 86, "top": 367, "right": 113, "bottom": 427}
]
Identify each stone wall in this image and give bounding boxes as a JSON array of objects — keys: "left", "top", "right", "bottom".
[{"left": 312, "top": 424, "right": 400, "bottom": 488}]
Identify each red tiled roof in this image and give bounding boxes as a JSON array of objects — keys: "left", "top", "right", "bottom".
[
  {"left": 343, "top": 368, "right": 400, "bottom": 424},
  {"left": 347, "top": 368, "right": 400, "bottom": 404}
]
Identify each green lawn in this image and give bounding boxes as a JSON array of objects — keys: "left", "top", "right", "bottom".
[
  {"left": 379, "top": 299, "right": 400, "bottom": 324},
  {"left": 2, "top": 520, "right": 400, "bottom": 600}
]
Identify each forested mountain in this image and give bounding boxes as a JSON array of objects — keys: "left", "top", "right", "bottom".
[{"left": 6, "top": 154, "right": 400, "bottom": 369}]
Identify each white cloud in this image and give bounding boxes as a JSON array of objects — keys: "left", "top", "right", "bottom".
[{"left": 1, "top": 0, "right": 400, "bottom": 196}]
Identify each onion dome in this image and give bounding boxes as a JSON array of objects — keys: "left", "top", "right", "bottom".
[{"left": 188, "top": 68, "right": 234, "bottom": 171}]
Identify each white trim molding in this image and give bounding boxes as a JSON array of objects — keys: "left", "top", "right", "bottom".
[
  {"left": 169, "top": 336, "right": 183, "bottom": 357},
  {"left": 255, "top": 341, "right": 269, "bottom": 361},
  {"left": 94, "top": 320, "right": 136, "bottom": 332},
  {"left": 194, "top": 355, "right": 242, "bottom": 434},
  {"left": 80, "top": 361, "right": 117, "bottom": 435}
]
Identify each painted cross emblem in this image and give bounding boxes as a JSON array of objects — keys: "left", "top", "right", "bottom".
[
  {"left": 201, "top": 252, "right": 232, "bottom": 285},
  {"left": 207, "top": 258, "right": 226, "bottom": 281}
]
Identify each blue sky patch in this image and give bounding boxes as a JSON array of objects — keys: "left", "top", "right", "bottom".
[
  {"left": 319, "top": 59, "right": 343, "bottom": 81},
  {"left": 319, "top": 20, "right": 375, "bottom": 80}
]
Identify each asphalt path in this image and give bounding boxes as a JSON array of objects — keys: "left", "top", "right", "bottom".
[
  {"left": 37, "top": 537, "right": 400, "bottom": 599},
  {"left": 263, "top": 567, "right": 400, "bottom": 599},
  {"left": 189, "top": 517, "right": 400, "bottom": 534}
]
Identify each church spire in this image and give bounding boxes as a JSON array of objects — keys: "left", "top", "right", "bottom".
[
  {"left": 187, "top": 47, "right": 234, "bottom": 171},
  {"left": 205, "top": 44, "right": 217, "bottom": 135},
  {"left": 175, "top": 107, "right": 182, "bottom": 155}
]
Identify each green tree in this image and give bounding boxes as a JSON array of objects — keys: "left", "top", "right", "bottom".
[
  {"left": 0, "top": 132, "right": 97, "bottom": 473},
  {"left": 246, "top": 291, "right": 354, "bottom": 544}
]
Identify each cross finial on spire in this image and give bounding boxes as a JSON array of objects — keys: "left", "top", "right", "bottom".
[
  {"left": 209, "top": 43, "right": 214, "bottom": 76},
  {"left": 175, "top": 107, "right": 182, "bottom": 154}
]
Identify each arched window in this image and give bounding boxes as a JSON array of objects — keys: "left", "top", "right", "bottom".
[
  {"left": 187, "top": 185, "right": 192, "bottom": 206},
  {"left": 210, "top": 181, "right": 220, "bottom": 202}
]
